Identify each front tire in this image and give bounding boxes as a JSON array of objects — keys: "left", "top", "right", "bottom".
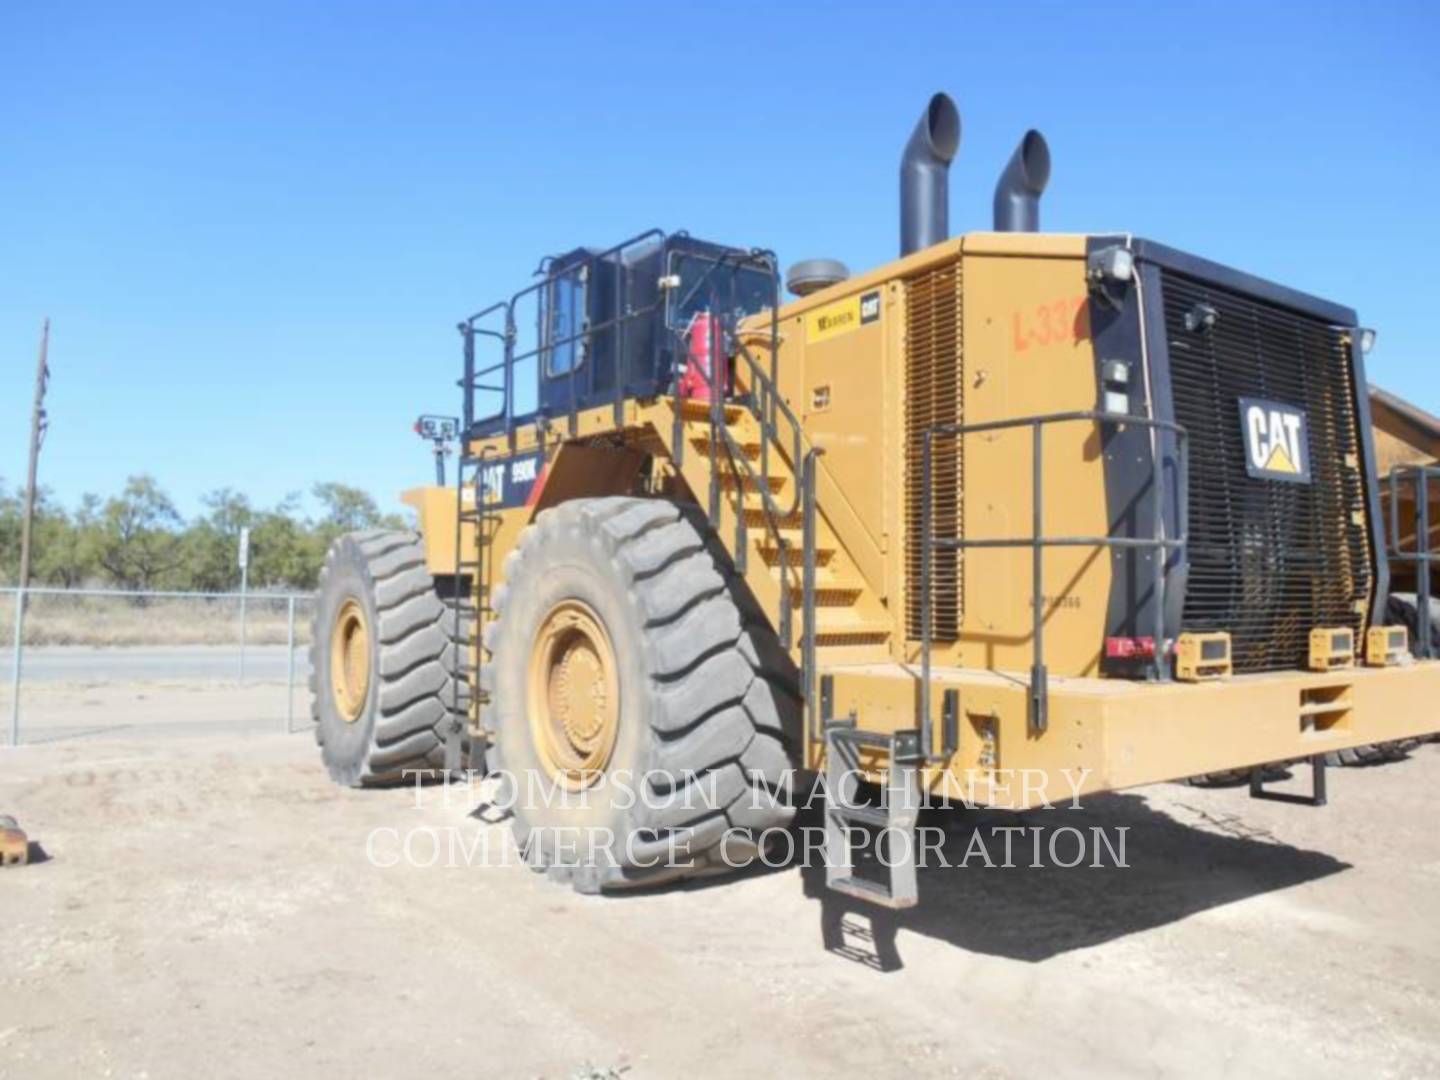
[
  {"left": 311, "top": 530, "right": 462, "bottom": 786},
  {"left": 482, "top": 497, "right": 799, "bottom": 893}
]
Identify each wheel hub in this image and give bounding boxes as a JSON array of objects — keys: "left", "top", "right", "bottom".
[
  {"left": 330, "top": 598, "right": 371, "bottom": 723},
  {"left": 528, "top": 600, "right": 619, "bottom": 788}
]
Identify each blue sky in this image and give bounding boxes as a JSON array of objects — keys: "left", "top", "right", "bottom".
[{"left": 3, "top": 1, "right": 1437, "bottom": 518}]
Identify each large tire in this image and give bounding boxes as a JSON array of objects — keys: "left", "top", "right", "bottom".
[
  {"left": 1388, "top": 592, "right": 1440, "bottom": 657},
  {"left": 1324, "top": 741, "right": 1417, "bottom": 767},
  {"left": 311, "top": 529, "right": 463, "bottom": 786},
  {"left": 1185, "top": 763, "right": 1291, "bottom": 788},
  {"left": 482, "top": 497, "right": 799, "bottom": 893}
]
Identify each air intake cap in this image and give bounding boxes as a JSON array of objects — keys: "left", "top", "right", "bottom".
[{"left": 786, "top": 259, "right": 850, "bottom": 297}]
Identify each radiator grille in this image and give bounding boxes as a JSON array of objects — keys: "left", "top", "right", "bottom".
[
  {"left": 1162, "top": 271, "right": 1371, "bottom": 672},
  {"left": 905, "top": 263, "right": 963, "bottom": 641}
]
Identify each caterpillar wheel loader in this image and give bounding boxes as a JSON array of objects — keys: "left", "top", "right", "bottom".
[{"left": 310, "top": 92, "right": 1440, "bottom": 907}]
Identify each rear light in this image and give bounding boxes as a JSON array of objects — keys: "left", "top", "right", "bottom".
[
  {"left": 1105, "top": 636, "right": 1157, "bottom": 660},
  {"left": 1308, "top": 627, "right": 1355, "bottom": 672},
  {"left": 1365, "top": 625, "right": 1408, "bottom": 667},
  {"left": 1174, "top": 631, "right": 1232, "bottom": 681}
]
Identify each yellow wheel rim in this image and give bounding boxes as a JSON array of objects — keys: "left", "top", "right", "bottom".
[
  {"left": 527, "top": 600, "right": 620, "bottom": 790},
  {"left": 330, "top": 598, "right": 371, "bottom": 723}
]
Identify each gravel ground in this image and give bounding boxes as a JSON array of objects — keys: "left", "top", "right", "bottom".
[{"left": 1, "top": 703, "right": 1437, "bottom": 1079}]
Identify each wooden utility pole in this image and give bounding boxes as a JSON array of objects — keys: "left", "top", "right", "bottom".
[
  {"left": 10, "top": 318, "right": 49, "bottom": 746},
  {"left": 17, "top": 319, "right": 51, "bottom": 594}
]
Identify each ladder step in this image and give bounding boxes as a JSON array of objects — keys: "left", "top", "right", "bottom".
[
  {"left": 719, "top": 472, "right": 788, "bottom": 494},
  {"left": 814, "top": 630, "right": 891, "bottom": 647},
  {"left": 827, "top": 875, "right": 912, "bottom": 910},
  {"left": 759, "top": 545, "right": 834, "bottom": 568},
  {"left": 829, "top": 726, "right": 893, "bottom": 750},
  {"left": 788, "top": 586, "right": 862, "bottom": 608},
  {"left": 823, "top": 723, "right": 923, "bottom": 909},
  {"left": 827, "top": 803, "right": 890, "bottom": 828},
  {"left": 690, "top": 435, "right": 762, "bottom": 460},
  {"left": 743, "top": 507, "right": 802, "bottom": 528},
  {"left": 677, "top": 399, "right": 745, "bottom": 424}
]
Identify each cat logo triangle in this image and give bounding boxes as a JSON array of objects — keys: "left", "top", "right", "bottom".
[{"left": 1262, "top": 442, "right": 1299, "bottom": 475}]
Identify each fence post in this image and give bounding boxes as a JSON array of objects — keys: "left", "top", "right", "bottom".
[
  {"left": 8, "top": 588, "right": 23, "bottom": 747},
  {"left": 285, "top": 595, "right": 296, "bottom": 733},
  {"left": 238, "top": 564, "right": 249, "bottom": 685}
]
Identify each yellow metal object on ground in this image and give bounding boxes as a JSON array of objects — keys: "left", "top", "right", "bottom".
[
  {"left": 0, "top": 815, "right": 28, "bottom": 867},
  {"left": 1309, "top": 627, "right": 1356, "bottom": 672},
  {"left": 527, "top": 600, "right": 620, "bottom": 789},
  {"left": 1174, "top": 632, "right": 1232, "bottom": 682},
  {"left": 330, "top": 598, "right": 371, "bottom": 722}
]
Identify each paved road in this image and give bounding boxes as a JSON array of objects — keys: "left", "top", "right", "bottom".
[{"left": 11, "top": 645, "right": 312, "bottom": 683}]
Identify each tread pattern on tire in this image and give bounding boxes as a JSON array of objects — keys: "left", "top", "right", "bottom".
[
  {"left": 1323, "top": 740, "right": 1419, "bottom": 768},
  {"left": 482, "top": 496, "right": 799, "bottom": 891},
  {"left": 312, "top": 529, "right": 463, "bottom": 787}
]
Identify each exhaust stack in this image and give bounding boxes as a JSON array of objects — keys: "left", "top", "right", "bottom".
[
  {"left": 993, "top": 130, "right": 1051, "bottom": 232},
  {"left": 900, "top": 93, "right": 961, "bottom": 256}
]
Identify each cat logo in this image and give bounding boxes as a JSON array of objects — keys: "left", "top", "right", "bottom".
[
  {"left": 1238, "top": 397, "right": 1311, "bottom": 484},
  {"left": 480, "top": 450, "right": 546, "bottom": 507}
]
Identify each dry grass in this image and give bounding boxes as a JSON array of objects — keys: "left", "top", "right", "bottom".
[{"left": 0, "top": 593, "right": 314, "bottom": 647}]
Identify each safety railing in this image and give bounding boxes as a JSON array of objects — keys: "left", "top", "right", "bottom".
[
  {"left": 458, "top": 229, "right": 669, "bottom": 442},
  {"left": 458, "top": 301, "right": 511, "bottom": 439},
  {"left": 920, "top": 411, "right": 1189, "bottom": 743},
  {"left": 1386, "top": 463, "right": 1439, "bottom": 659},
  {"left": 679, "top": 249, "right": 824, "bottom": 740}
]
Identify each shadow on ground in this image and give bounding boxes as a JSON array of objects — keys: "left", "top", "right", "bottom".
[
  {"left": 465, "top": 771, "right": 1351, "bottom": 972},
  {"left": 798, "top": 790, "right": 1348, "bottom": 972}
]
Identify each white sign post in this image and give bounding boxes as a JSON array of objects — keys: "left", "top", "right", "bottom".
[{"left": 238, "top": 527, "right": 251, "bottom": 685}]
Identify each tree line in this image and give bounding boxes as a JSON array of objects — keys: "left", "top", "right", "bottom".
[{"left": 0, "top": 475, "right": 406, "bottom": 592}]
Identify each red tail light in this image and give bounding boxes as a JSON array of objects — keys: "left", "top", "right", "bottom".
[{"left": 1105, "top": 636, "right": 1157, "bottom": 660}]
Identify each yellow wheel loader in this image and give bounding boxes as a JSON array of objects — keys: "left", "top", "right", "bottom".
[{"left": 310, "top": 93, "right": 1440, "bottom": 906}]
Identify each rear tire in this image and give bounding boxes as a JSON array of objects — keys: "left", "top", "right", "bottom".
[
  {"left": 1388, "top": 592, "right": 1439, "bottom": 657},
  {"left": 482, "top": 497, "right": 799, "bottom": 893},
  {"left": 1185, "top": 763, "right": 1290, "bottom": 788},
  {"left": 311, "top": 530, "right": 462, "bottom": 787},
  {"left": 1324, "top": 741, "right": 1417, "bottom": 767}
]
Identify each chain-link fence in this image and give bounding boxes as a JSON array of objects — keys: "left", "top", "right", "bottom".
[{"left": 2, "top": 587, "right": 315, "bottom": 746}]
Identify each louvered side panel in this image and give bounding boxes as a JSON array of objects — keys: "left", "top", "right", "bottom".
[{"left": 904, "top": 263, "right": 964, "bottom": 641}]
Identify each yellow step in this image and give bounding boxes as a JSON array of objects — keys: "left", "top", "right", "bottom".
[
  {"left": 813, "top": 609, "right": 892, "bottom": 646},
  {"left": 787, "top": 584, "right": 863, "bottom": 608},
  {"left": 742, "top": 506, "right": 803, "bottom": 529},
  {"left": 758, "top": 544, "right": 835, "bottom": 568},
  {"left": 689, "top": 435, "right": 762, "bottom": 460},
  {"left": 718, "top": 471, "right": 788, "bottom": 494},
  {"left": 678, "top": 399, "right": 745, "bottom": 424}
]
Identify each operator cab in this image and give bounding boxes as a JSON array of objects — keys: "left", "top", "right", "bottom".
[{"left": 465, "top": 232, "right": 776, "bottom": 438}]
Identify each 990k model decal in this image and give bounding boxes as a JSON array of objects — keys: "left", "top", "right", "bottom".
[{"left": 479, "top": 450, "right": 547, "bottom": 508}]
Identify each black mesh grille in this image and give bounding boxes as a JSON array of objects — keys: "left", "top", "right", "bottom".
[
  {"left": 1161, "top": 271, "right": 1371, "bottom": 672},
  {"left": 905, "top": 263, "right": 963, "bottom": 641}
]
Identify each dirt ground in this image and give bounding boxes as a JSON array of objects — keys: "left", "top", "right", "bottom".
[
  {"left": 2, "top": 700, "right": 1438, "bottom": 1079},
  {"left": 4, "top": 669, "right": 303, "bottom": 743}
]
